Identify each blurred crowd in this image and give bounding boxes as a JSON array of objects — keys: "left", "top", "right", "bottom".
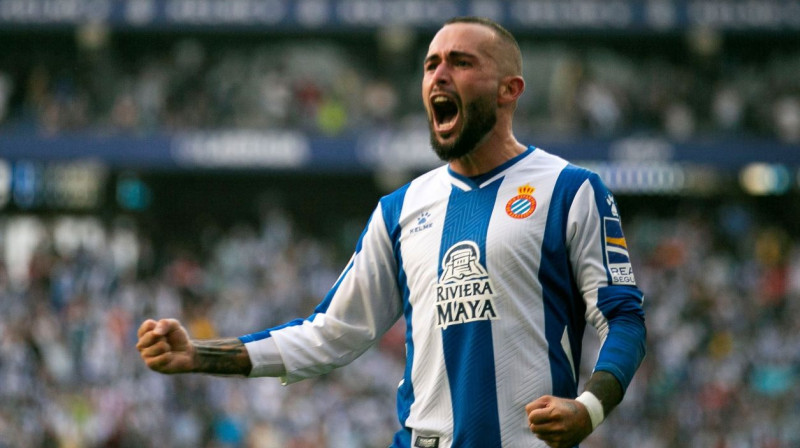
[
  {"left": 0, "top": 196, "right": 798, "bottom": 447},
  {"left": 1, "top": 22, "right": 799, "bottom": 448},
  {"left": 0, "top": 208, "right": 405, "bottom": 448},
  {"left": 0, "top": 26, "right": 799, "bottom": 142}
]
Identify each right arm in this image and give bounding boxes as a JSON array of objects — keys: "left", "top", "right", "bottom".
[
  {"left": 139, "top": 200, "right": 405, "bottom": 381},
  {"left": 240, "top": 201, "right": 404, "bottom": 384},
  {"left": 136, "top": 318, "right": 253, "bottom": 376}
]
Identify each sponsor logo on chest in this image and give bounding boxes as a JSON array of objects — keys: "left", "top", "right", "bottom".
[{"left": 435, "top": 241, "right": 499, "bottom": 329}]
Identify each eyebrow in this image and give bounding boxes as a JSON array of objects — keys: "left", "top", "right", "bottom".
[{"left": 424, "top": 50, "right": 478, "bottom": 65}]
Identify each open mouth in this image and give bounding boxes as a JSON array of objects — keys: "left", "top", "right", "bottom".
[{"left": 431, "top": 94, "right": 460, "bottom": 133}]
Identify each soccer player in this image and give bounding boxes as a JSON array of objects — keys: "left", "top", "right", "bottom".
[{"left": 137, "top": 17, "right": 646, "bottom": 448}]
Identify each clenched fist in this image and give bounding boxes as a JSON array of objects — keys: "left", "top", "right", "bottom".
[
  {"left": 136, "top": 318, "right": 196, "bottom": 374},
  {"left": 525, "top": 395, "right": 593, "bottom": 448}
]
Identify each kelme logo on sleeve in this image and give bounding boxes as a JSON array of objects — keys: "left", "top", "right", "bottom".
[{"left": 435, "top": 241, "right": 499, "bottom": 329}]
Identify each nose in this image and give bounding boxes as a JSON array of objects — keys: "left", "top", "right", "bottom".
[{"left": 431, "top": 63, "right": 451, "bottom": 86}]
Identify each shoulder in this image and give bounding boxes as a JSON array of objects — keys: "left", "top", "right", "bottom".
[
  {"left": 379, "top": 165, "right": 448, "bottom": 207},
  {"left": 531, "top": 147, "right": 600, "bottom": 192},
  {"left": 377, "top": 165, "right": 448, "bottom": 232}
]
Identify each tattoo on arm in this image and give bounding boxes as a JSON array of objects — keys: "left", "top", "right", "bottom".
[
  {"left": 583, "top": 371, "right": 624, "bottom": 417},
  {"left": 192, "top": 338, "right": 253, "bottom": 376}
]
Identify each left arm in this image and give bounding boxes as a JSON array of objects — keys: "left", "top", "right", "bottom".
[
  {"left": 526, "top": 288, "right": 645, "bottom": 447},
  {"left": 527, "top": 172, "right": 646, "bottom": 447}
]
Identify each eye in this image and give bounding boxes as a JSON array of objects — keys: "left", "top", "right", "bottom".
[
  {"left": 425, "top": 61, "right": 438, "bottom": 72},
  {"left": 454, "top": 59, "right": 472, "bottom": 68}
]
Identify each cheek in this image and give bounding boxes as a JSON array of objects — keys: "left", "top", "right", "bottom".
[
  {"left": 421, "top": 77, "right": 433, "bottom": 97},
  {"left": 468, "top": 83, "right": 499, "bottom": 107}
]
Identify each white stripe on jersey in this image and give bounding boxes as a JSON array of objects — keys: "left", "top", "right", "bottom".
[{"left": 395, "top": 170, "right": 455, "bottom": 442}]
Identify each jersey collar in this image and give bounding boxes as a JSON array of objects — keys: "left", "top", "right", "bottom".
[{"left": 447, "top": 146, "right": 536, "bottom": 191}]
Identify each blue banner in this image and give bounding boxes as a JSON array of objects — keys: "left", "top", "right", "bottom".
[
  {"left": 1, "top": 0, "right": 799, "bottom": 31},
  {"left": 1, "top": 130, "right": 799, "bottom": 172}
]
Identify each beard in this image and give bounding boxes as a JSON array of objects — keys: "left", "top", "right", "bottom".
[{"left": 429, "top": 94, "right": 497, "bottom": 162}]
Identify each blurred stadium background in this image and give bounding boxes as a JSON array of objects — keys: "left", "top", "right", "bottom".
[{"left": 0, "top": 0, "right": 799, "bottom": 446}]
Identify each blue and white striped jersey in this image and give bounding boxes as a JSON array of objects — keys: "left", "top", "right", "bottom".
[{"left": 241, "top": 146, "right": 646, "bottom": 448}]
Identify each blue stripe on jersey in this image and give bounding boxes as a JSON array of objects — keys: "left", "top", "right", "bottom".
[
  {"left": 238, "top": 214, "right": 371, "bottom": 344},
  {"left": 539, "top": 164, "right": 592, "bottom": 398},
  {"left": 379, "top": 183, "right": 418, "bottom": 440},
  {"left": 594, "top": 285, "right": 646, "bottom": 391},
  {"left": 440, "top": 180, "right": 502, "bottom": 447}
]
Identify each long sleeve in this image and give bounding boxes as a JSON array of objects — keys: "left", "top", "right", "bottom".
[
  {"left": 567, "top": 172, "right": 646, "bottom": 392},
  {"left": 239, "top": 204, "right": 404, "bottom": 384}
]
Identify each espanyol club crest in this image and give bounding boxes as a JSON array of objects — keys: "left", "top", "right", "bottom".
[{"left": 505, "top": 184, "right": 536, "bottom": 219}]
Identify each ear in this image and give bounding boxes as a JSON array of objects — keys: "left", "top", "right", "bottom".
[{"left": 498, "top": 76, "right": 525, "bottom": 105}]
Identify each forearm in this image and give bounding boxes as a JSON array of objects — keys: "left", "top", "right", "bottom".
[
  {"left": 592, "top": 286, "right": 647, "bottom": 391},
  {"left": 582, "top": 370, "right": 623, "bottom": 417},
  {"left": 191, "top": 338, "right": 253, "bottom": 376}
]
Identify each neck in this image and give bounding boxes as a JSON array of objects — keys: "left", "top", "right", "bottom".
[{"left": 448, "top": 129, "right": 526, "bottom": 177}]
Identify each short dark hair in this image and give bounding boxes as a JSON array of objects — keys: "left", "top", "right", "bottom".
[{"left": 443, "top": 16, "right": 522, "bottom": 76}]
